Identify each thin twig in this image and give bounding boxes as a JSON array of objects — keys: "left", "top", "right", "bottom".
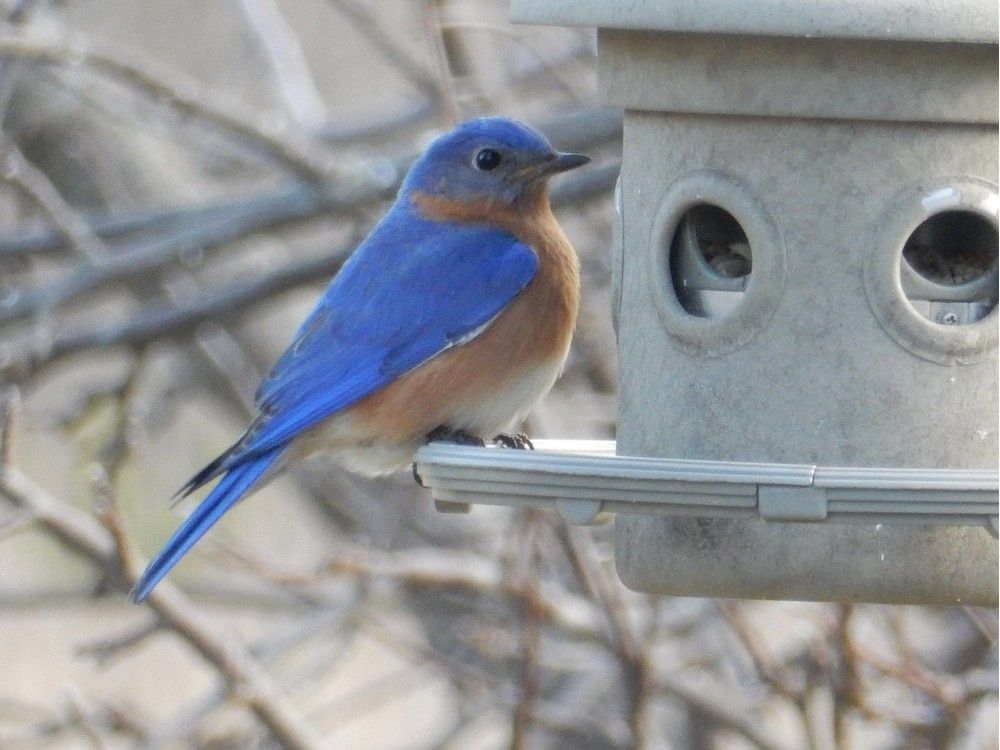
[
  {"left": 0, "top": 184, "right": 359, "bottom": 325},
  {"left": 419, "top": 0, "right": 461, "bottom": 124},
  {"left": 99, "top": 495, "right": 327, "bottom": 749},
  {"left": 214, "top": 540, "right": 601, "bottom": 639},
  {"left": 550, "top": 521, "right": 652, "bottom": 746},
  {"left": 235, "top": 0, "right": 329, "bottom": 130},
  {"left": 0, "top": 459, "right": 326, "bottom": 749},
  {"left": 0, "top": 137, "right": 108, "bottom": 263},
  {"left": 3, "top": 236, "right": 353, "bottom": 380},
  {"left": 0, "top": 466, "right": 117, "bottom": 568},
  {"left": 833, "top": 603, "right": 859, "bottom": 746},
  {"left": 0, "top": 383, "right": 15, "bottom": 467},
  {"left": 511, "top": 512, "right": 543, "bottom": 750},
  {"left": 718, "top": 600, "right": 801, "bottom": 700},
  {"left": 325, "top": 0, "right": 439, "bottom": 98},
  {"left": 0, "top": 106, "right": 621, "bottom": 260},
  {"left": 145, "top": 604, "right": 358, "bottom": 747},
  {"left": 76, "top": 619, "right": 162, "bottom": 665},
  {"left": 654, "top": 673, "right": 794, "bottom": 750},
  {"left": 0, "top": 31, "right": 338, "bottom": 180}
]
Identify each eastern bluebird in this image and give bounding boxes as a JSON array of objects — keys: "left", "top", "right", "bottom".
[{"left": 132, "top": 117, "right": 589, "bottom": 602}]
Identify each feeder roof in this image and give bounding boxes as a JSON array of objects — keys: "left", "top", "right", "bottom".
[{"left": 510, "top": 0, "right": 998, "bottom": 44}]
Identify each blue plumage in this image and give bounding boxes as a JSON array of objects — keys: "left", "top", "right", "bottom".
[
  {"left": 132, "top": 188, "right": 537, "bottom": 602},
  {"left": 242, "top": 207, "right": 537, "bottom": 456},
  {"left": 132, "top": 116, "right": 588, "bottom": 602},
  {"left": 131, "top": 448, "right": 282, "bottom": 602}
]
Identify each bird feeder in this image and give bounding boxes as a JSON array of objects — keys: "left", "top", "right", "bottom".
[{"left": 415, "top": 0, "right": 999, "bottom": 605}]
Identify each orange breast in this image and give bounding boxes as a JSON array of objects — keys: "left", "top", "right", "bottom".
[{"left": 348, "top": 187, "right": 580, "bottom": 441}]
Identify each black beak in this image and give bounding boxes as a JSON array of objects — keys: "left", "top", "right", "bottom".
[
  {"left": 544, "top": 151, "right": 591, "bottom": 175},
  {"left": 520, "top": 151, "right": 590, "bottom": 181}
]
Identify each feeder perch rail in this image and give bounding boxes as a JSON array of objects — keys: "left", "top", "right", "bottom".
[{"left": 414, "top": 440, "right": 999, "bottom": 535}]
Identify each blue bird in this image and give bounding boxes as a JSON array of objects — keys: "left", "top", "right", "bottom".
[{"left": 132, "top": 117, "right": 589, "bottom": 602}]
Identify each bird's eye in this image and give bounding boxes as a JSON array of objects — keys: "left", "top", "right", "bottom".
[{"left": 474, "top": 148, "right": 502, "bottom": 171}]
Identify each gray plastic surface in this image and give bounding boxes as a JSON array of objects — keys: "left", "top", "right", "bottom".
[
  {"left": 509, "top": 0, "right": 999, "bottom": 44},
  {"left": 416, "top": 441, "right": 999, "bottom": 531},
  {"left": 416, "top": 442, "right": 999, "bottom": 604},
  {"left": 616, "top": 518, "right": 998, "bottom": 605},
  {"left": 507, "top": 1, "right": 999, "bottom": 604},
  {"left": 598, "top": 31, "right": 998, "bottom": 124}
]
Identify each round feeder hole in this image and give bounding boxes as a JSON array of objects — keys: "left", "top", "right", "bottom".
[
  {"left": 649, "top": 170, "right": 786, "bottom": 357},
  {"left": 668, "top": 204, "right": 752, "bottom": 319},
  {"left": 901, "top": 209, "right": 998, "bottom": 326},
  {"left": 864, "top": 179, "right": 999, "bottom": 364}
]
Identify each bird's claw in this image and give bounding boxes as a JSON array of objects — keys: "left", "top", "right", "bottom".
[
  {"left": 426, "top": 425, "right": 485, "bottom": 447},
  {"left": 492, "top": 432, "right": 534, "bottom": 450},
  {"left": 414, "top": 426, "right": 486, "bottom": 486},
  {"left": 412, "top": 462, "right": 426, "bottom": 487}
]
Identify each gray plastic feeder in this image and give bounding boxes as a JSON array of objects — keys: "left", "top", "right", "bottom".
[{"left": 416, "top": 0, "right": 1000, "bottom": 606}]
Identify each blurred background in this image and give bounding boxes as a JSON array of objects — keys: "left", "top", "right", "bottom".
[{"left": 0, "top": 1, "right": 995, "bottom": 748}]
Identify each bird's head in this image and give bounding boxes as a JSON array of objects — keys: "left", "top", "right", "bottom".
[{"left": 401, "top": 117, "right": 589, "bottom": 209}]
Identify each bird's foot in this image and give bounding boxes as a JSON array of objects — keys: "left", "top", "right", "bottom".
[
  {"left": 414, "top": 426, "right": 486, "bottom": 486},
  {"left": 492, "top": 432, "right": 534, "bottom": 450},
  {"left": 426, "top": 425, "right": 486, "bottom": 447}
]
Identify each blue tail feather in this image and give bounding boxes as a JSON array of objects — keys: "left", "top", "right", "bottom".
[{"left": 131, "top": 448, "right": 282, "bottom": 603}]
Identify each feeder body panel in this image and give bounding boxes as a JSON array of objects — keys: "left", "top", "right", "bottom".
[
  {"left": 511, "top": 0, "right": 998, "bottom": 44},
  {"left": 598, "top": 31, "right": 998, "bottom": 124},
  {"left": 616, "top": 517, "right": 998, "bottom": 605},
  {"left": 616, "top": 112, "right": 997, "bottom": 470},
  {"left": 607, "top": 30, "right": 997, "bottom": 604},
  {"left": 508, "top": 3, "right": 999, "bottom": 604}
]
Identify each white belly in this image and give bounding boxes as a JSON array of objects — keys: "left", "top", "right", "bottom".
[{"left": 294, "top": 353, "right": 568, "bottom": 476}]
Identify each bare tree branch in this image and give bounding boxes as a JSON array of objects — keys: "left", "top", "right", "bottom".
[
  {"left": 326, "top": 0, "right": 439, "bottom": 99},
  {"left": 0, "top": 137, "right": 108, "bottom": 263},
  {"left": 0, "top": 462, "right": 327, "bottom": 749},
  {"left": 0, "top": 31, "right": 339, "bottom": 180},
  {"left": 100, "top": 501, "right": 328, "bottom": 750},
  {"left": 0, "top": 106, "right": 621, "bottom": 260},
  {"left": 235, "top": 0, "right": 329, "bottom": 130}
]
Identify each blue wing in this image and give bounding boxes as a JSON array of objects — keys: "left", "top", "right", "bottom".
[
  {"left": 132, "top": 206, "right": 537, "bottom": 602},
  {"left": 245, "top": 205, "right": 538, "bottom": 457}
]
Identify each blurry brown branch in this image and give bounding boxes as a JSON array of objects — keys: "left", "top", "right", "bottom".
[
  {"left": 719, "top": 600, "right": 801, "bottom": 700},
  {"left": 554, "top": 521, "right": 655, "bottom": 746},
  {"left": 142, "top": 605, "right": 357, "bottom": 746},
  {"left": 215, "top": 540, "right": 601, "bottom": 639},
  {"left": 0, "top": 138, "right": 108, "bottom": 263},
  {"left": 325, "top": 0, "right": 439, "bottom": 99},
  {"left": 652, "top": 673, "right": 794, "bottom": 750},
  {"left": 5, "top": 235, "right": 356, "bottom": 380},
  {"left": 420, "top": 0, "right": 462, "bottom": 124},
  {"left": 510, "top": 513, "right": 543, "bottom": 750},
  {"left": 1, "top": 155, "right": 618, "bottom": 381},
  {"left": 0, "top": 466, "right": 117, "bottom": 569},
  {"left": 100, "top": 499, "right": 328, "bottom": 750},
  {"left": 236, "top": 0, "right": 329, "bottom": 129},
  {"left": 0, "top": 464, "right": 327, "bottom": 749},
  {"left": 0, "top": 383, "right": 327, "bottom": 748},
  {"left": 75, "top": 618, "right": 162, "bottom": 664},
  {"left": 0, "top": 31, "right": 338, "bottom": 180},
  {"left": 0, "top": 186, "right": 363, "bottom": 323},
  {"left": 0, "top": 106, "right": 621, "bottom": 260}
]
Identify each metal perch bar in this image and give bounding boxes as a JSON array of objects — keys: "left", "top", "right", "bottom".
[{"left": 415, "top": 440, "right": 999, "bottom": 531}]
